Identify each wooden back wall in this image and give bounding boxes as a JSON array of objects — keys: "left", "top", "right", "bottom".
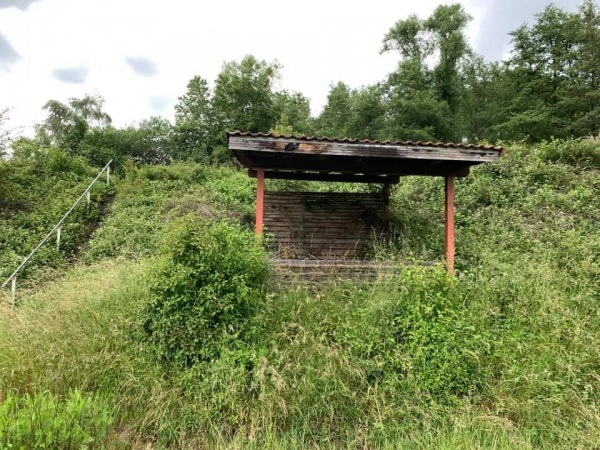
[{"left": 263, "top": 191, "right": 386, "bottom": 259}]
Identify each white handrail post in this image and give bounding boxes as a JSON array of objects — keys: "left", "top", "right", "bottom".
[
  {"left": 86, "top": 190, "right": 91, "bottom": 208},
  {"left": 11, "top": 277, "right": 16, "bottom": 305},
  {"left": 106, "top": 166, "right": 110, "bottom": 186},
  {"left": 56, "top": 226, "right": 62, "bottom": 252}
]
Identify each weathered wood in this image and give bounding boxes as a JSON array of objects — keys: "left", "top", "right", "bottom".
[
  {"left": 229, "top": 136, "right": 501, "bottom": 163},
  {"left": 233, "top": 149, "right": 472, "bottom": 177},
  {"left": 271, "top": 258, "right": 437, "bottom": 287},
  {"left": 263, "top": 191, "right": 385, "bottom": 259},
  {"left": 445, "top": 176, "right": 455, "bottom": 275},
  {"left": 255, "top": 168, "right": 264, "bottom": 235},
  {"left": 382, "top": 183, "right": 390, "bottom": 231},
  {"left": 248, "top": 169, "right": 400, "bottom": 184}
]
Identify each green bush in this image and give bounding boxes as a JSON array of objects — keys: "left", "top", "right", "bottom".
[
  {"left": 537, "top": 137, "right": 600, "bottom": 169},
  {"left": 0, "top": 390, "right": 113, "bottom": 449},
  {"left": 388, "top": 267, "right": 490, "bottom": 399},
  {"left": 141, "top": 215, "right": 269, "bottom": 366},
  {"left": 332, "top": 267, "right": 491, "bottom": 403}
]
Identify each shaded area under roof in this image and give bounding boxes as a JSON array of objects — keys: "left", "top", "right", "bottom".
[{"left": 227, "top": 132, "right": 503, "bottom": 182}]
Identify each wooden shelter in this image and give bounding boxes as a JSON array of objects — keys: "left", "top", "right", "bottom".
[{"left": 227, "top": 131, "right": 503, "bottom": 273}]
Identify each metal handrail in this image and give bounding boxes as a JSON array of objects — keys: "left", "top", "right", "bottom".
[{"left": 2, "top": 160, "right": 112, "bottom": 302}]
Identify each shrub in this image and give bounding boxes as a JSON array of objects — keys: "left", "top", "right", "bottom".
[
  {"left": 388, "top": 266, "right": 491, "bottom": 400},
  {"left": 537, "top": 137, "right": 600, "bottom": 169},
  {"left": 140, "top": 215, "right": 269, "bottom": 366},
  {"left": 0, "top": 390, "right": 113, "bottom": 449}
]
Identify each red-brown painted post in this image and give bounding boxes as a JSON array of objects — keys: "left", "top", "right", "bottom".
[
  {"left": 255, "top": 168, "right": 265, "bottom": 235},
  {"left": 445, "top": 176, "right": 455, "bottom": 275}
]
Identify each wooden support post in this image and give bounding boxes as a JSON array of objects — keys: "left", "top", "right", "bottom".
[
  {"left": 255, "top": 168, "right": 265, "bottom": 235},
  {"left": 445, "top": 176, "right": 455, "bottom": 275},
  {"left": 382, "top": 183, "right": 391, "bottom": 232}
]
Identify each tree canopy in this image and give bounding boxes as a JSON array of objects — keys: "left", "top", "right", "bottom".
[{"left": 7, "top": 1, "right": 600, "bottom": 167}]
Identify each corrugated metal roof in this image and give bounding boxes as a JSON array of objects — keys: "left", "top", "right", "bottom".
[{"left": 226, "top": 131, "right": 504, "bottom": 152}]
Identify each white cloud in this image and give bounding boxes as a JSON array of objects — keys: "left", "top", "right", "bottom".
[
  {"left": 0, "top": 33, "right": 20, "bottom": 71},
  {"left": 52, "top": 66, "right": 88, "bottom": 84},
  {"left": 126, "top": 57, "right": 158, "bottom": 77},
  {"left": 0, "top": 0, "right": 41, "bottom": 11},
  {"left": 0, "top": 0, "right": 563, "bottom": 136}
]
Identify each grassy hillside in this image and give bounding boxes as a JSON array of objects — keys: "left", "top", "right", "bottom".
[
  {"left": 0, "top": 138, "right": 599, "bottom": 448},
  {"left": 0, "top": 148, "right": 113, "bottom": 285}
]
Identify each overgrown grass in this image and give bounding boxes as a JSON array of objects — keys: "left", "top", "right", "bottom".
[
  {"left": 0, "top": 138, "right": 598, "bottom": 448},
  {"left": 2, "top": 260, "right": 597, "bottom": 448},
  {"left": 85, "top": 162, "right": 255, "bottom": 261}
]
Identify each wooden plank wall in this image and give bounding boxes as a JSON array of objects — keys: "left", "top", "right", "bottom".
[{"left": 263, "top": 191, "right": 386, "bottom": 259}]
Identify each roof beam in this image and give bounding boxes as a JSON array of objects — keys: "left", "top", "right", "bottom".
[{"left": 248, "top": 170, "right": 400, "bottom": 184}]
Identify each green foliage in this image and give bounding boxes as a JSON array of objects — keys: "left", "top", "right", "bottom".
[
  {"left": 37, "top": 94, "right": 111, "bottom": 155},
  {"left": 537, "top": 136, "right": 600, "bottom": 168},
  {"left": 213, "top": 55, "right": 281, "bottom": 134},
  {"left": 315, "top": 83, "right": 386, "bottom": 140},
  {"left": 0, "top": 149, "right": 112, "bottom": 283},
  {"left": 272, "top": 90, "right": 313, "bottom": 135},
  {"left": 310, "top": 267, "right": 491, "bottom": 404},
  {"left": 390, "top": 267, "right": 489, "bottom": 398},
  {"left": 381, "top": 3, "right": 472, "bottom": 141},
  {"left": 79, "top": 117, "right": 176, "bottom": 172},
  {"left": 140, "top": 215, "right": 269, "bottom": 366},
  {"left": 0, "top": 390, "right": 113, "bottom": 449},
  {"left": 173, "top": 56, "right": 284, "bottom": 162},
  {"left": 0, "top": 136, "right": 599, "bottom": 447},
  {"left": 315, "top": 82, "right": 353, "bottom": 137},
  {"left": 313, "top": 1, "right": 600, "bottom": 144},
  {"left": 495, "top": 1, "right": 600, "bottom": 141},
  {"left": 85, "top": 163, "right": 255, "bottom": 261},
  {"left": 173, "top": 75, "right": 222, "bottom": 162}
]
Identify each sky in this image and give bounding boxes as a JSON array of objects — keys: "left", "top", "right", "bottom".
[{"left": 0, "top": 0, "right": 580, "bottom": 136}]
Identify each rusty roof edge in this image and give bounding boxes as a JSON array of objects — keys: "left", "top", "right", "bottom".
[{"left": 226, "top": 131, "right": 504, "bottom": 152}]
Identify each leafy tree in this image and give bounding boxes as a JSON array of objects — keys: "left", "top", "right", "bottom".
[
  {"left": 36, "top": 94, "right": 111, "bottom": 155},
  {"left": 81, "top": 117, "right": 174, "bottom": 171},
  {"left": 272, "top": 90, "right": 312, "bottom": 135},
  {"left": 499, "top": 2, "right": 600, "bottom": 141},
  {"left": 382, "top": 4, "right": 472, "bottom": 141},
  {"left": 347, "top": 84, "right": 386, "bottom": 140},
  {"left": 424, "top": 4, "right": 472, "bottom": 113},
  {"left": 78, "top": 127, "right": 131, "bottom": 169},
  {"left": 316, "top": 82, "right": 353, "bottom": 137},
  {"left": 10, "top": 136, "right": 44, "bottom": 161},
  {"left": 174, "top": 56, "right": 284, "bottom": 161},
  {"left": 382, "top": 59, "right": 452, "bottom": 141},
  {"left": 173, "top": 76, "right": 220, "bottom": 161},
  {"left": 314, "top": 82, "right": 387, "bottom": 140},
  {"left": 212, "top": 55, "right": 280, "bottom": 134},
  {"left": 572, "top": 0, "right": 600, "bottom": 135},
  {"left": 458, "top": 57, "right": 510, "bottom": 142}
]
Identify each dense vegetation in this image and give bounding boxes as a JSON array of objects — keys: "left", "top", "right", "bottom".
[
  {"left": 0, "top": 148, "right": 112, "bottom": 284},
  {"left": 0, "top": 1, "right": 599, "bottom": 448},
  {"left": 0, "top": 137, "right": 598, "bottom": 448}
]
